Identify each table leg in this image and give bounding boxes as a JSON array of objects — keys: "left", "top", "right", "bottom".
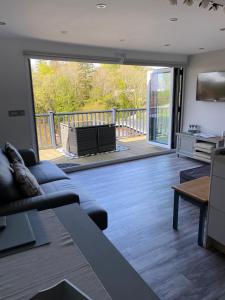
[
  {"left": 173, "top": 191, "right": 179, "bottom": 230},
  {"left": 198, "top": 204, "right": 208, "bottom": 247}
]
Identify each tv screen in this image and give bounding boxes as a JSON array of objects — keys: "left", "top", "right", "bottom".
[{"left": 196, "top": 72, "right": 225, "bottom": 101}]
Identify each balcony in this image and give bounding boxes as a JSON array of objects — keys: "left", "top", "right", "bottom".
[{"left": 36, "top": 107, "right": 170, "bottom": 170}]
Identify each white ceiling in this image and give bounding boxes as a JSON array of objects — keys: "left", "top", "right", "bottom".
[{"left": 1, "top": 0, "right": 225, "bottom": 55}]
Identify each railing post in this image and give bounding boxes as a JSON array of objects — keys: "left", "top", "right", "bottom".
[
  {"left": 112, "top": 108, "right": 116, "bottom": 125},
  {"left": 48, "top": 111, "right": 57, "bottom": 148}
]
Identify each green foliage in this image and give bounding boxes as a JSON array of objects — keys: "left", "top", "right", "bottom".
[{"left": 31, "top": 60, "right": 152, "bottom": 113}]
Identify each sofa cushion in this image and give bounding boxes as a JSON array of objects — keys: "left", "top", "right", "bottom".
[
  {"left": 0, "top": 150, "right": 21, "bottom": 203},
  {"left": 19, "top": 149, "right": 37, "bottom": 167},
  {"left": 41, "top": 179, "right": 107, "bottom": 230},
  {"left": 13, "top": 162, "right": 43, "bottom": 197},
  {"left": 5, "top": 142, "right": 24, "bottom": 164},
  {"left": 28, "top": 161, "right": 69, "bottom": 184},
  {"left": 41, "top": 179, "right": 93, "bottom": 203}
]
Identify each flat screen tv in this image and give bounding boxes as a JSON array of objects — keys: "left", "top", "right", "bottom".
[{"left": 196, "top": 72, "right": 225, "bottom": 101}]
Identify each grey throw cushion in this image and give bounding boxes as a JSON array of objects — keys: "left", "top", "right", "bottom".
[
  {"left": 13, "top": 162, "right": 42, "bottom": 197},
  {"left": 5, "top": 142, "right": 24, "bottom": 164}
]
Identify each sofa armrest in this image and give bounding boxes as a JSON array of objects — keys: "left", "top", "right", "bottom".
[
  {"left": 19, "top": 149, "right": 37, "bottom": 167},
  {"left": 0, "top": 191, "right": 80, "bottom": 216}
]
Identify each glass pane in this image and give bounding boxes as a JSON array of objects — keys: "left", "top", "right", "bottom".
[{"left": 149, "top": 68, "right": 172, "bottom": 146}]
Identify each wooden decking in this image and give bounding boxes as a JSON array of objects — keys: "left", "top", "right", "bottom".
[{"left": 39, "top": 136, "right": 170, "bottom": 169}]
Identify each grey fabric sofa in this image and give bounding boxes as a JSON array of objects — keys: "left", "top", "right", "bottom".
[{"left": 0, "top": 149, "right": 107, "bottom": 230}]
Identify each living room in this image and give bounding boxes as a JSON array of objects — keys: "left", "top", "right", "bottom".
[{"left": 1, "top": 1, "right": 225, "bottom": 300}]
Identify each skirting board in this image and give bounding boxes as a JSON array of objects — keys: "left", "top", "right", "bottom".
[{"left": 206, "top": 236, "right": 225, "bottom": 255}]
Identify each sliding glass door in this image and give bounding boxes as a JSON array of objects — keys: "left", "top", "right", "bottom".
[{"left": 147, "top": 68, "right": 174, "bottom": 148}]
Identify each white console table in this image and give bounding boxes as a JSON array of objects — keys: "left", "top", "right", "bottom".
[{"left": 176, "top": 133, "right": 224, "bottom": 163}]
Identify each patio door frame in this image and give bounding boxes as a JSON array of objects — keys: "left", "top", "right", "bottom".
[
  {"left": 146, "top": 67, "right": 184, "bottom": 150},
  {"left": 25, "top": 51, "right": 185, "bottom": 163},
  {"left": 171, "top": 67, "right": 184, "bottom": 149}
]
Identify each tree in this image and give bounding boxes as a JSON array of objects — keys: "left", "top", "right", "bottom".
[
  {"left": 31, "top": 59, "right": 150, "bottom": 113},
  {"left": 32, "top": 60, "right": 93, "bottom": 113},
  {"left": 76, "top": 63, "right": 94, "bottom": 103}
]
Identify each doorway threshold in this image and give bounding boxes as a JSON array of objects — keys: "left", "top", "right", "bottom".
[
  {"left": 39, "top": 136, "right": 175, "bottom": 173},
  {"left": 60, "top": 150, "right": 175, "bottom": 173}
]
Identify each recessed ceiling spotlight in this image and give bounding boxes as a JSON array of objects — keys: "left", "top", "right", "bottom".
[
  {"left": 169, "top": 17, "right": 178, "bottom": 22},
  {"left": 96, "top": 3, "right": 107, "bottom": 8},
  {"left": 199, "top": 47, "right": 205, "bottom": 50},
  {"left": 164, "top": 44, "right": 171, "bottom": 47},
  {"left": 61, "top": 30, "right": 68, "bottom": 34},
  {"left": 220, "top": 27, "right": 225, "bottom": 31},
  {"left": 0, "top": 21, "right": 6, "bottom": 26}
]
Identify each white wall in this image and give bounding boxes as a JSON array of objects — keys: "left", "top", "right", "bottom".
[
  {"left": 183, "top": 49, "right": 225, "bottom": 135},
  {"left": 0, "top": 36, "right": 187, "bottom": 150}
]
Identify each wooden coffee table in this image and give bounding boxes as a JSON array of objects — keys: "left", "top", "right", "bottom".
[{"left": 172, "top": 176, "right": 210, "bottom": 247}]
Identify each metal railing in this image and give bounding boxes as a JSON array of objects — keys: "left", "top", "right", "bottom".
[
  {"left": 115, "top": 108, "right": 146, "bottom": 138},
  {"left": 35, "top": 107, "right": 168, "bottom": 149},
  {"left": 150, "top": 106, "right": 169, "bottom": 136}
]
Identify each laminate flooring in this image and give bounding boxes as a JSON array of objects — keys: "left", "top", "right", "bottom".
[{"left": 69, "top": 154, "right": 225, "bottom": 300}]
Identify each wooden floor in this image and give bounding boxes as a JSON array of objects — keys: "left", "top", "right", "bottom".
[
  {"left": 39, "top": 136, "right": 168, "bottom": 168},
  {"left": 69, "top": 154, "right": 225, "bottom": 300}
]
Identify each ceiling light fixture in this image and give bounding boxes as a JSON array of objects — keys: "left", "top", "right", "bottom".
[
  {"left": 96, "top": 3, "right": 107, "bottom": 8},
  {"left": 120, "top": 38, "right": 126, "bottom": 42},
  {"left": 199, "top": 47, "right": 205, "bottom": 50},
  {"left": 60, "top": 30, "right": 68, "bottom": 34},
  {"left": 169, "top": 0, "right": 225, "bottom": 12},
  {"left": 220, "top": 27, "right": 225, "bottom": 31},
  {"left": 164, "top": 44, "right": 171, "bottom": 47},
  {"left": 0, "top": 21, "right": 6, "bottom": 26},
  {"left": 169, "top": 17, "right": 178, "bottom": 21}
]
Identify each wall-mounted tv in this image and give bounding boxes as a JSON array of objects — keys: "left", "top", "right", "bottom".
[{"left": 196, "top": 72, "right": 225, "bottom": 101}]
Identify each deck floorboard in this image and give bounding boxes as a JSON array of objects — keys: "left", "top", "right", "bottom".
[{"left": 39, "top": 136, "right": 168, "bottom": 167}]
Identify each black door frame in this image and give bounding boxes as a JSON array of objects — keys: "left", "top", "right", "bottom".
[
  {"left": 26, "top": 53, "right": 185, "bottom": 158},
  {"left": 171, "top": 67, "right": 184, "bottom": 149}
]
